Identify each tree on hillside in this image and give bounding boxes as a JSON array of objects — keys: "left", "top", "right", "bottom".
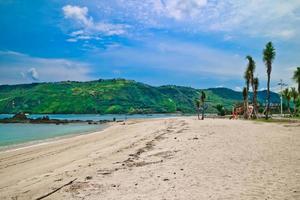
[
  {"left": 282, "top": 88, "right": 291, "bottom": 114},
  {"left": 290, "top": 87, "right": 298, "bottom": 114},
  {"left": 253, "top": 77, "right": 259, "bottom": 118},
  {"left": 246, "top": 55, "right": 256, "bottom": 118},
  {"left": 263, "top": 42, "right": 276, "bottom": 119},
  {"left": 293, "top": 67, "right": 300, "bottom": 93}
]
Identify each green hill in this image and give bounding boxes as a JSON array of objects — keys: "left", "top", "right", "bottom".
[{"left": 0, "top": 79, "right": 280, "bottom": 114}]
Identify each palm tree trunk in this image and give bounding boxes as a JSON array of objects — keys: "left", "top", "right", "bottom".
[
  {"left": 266, "top": 73, "right": 270, "bottom": 119},
  {"left": 243, "top": 98, "right": 246, "bottom": 119},
  {"left": 197, "top": 108, "right": 200, "bottom": 120},
  {"left": 288, "top": 100, "right": 291, "bottom": 114},
  {"left": 294, "top": 100, "right": 297, "bottom": 114},
  {"left": 253, "top": 92, "right": 257, "bottom": 119},
  {"left": 252, "top": 84, "right": 257, "bottom": 119},
  {"left": 243, "top": 100, "right": 247, "bottom": 119},
  {"left": 244, "top": 86, "right": 249, "bottom": 119}
]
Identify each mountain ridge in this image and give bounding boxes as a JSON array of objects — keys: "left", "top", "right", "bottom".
[{"left": 0, "top": 79, "right": 280, "bottom": 114}]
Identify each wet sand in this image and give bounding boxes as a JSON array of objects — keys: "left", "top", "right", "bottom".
[{"left": 0, "top": 117, "right": 299, "bottom": 199}]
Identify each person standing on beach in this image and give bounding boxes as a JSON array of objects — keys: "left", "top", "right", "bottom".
[{"left": 200, "top": 91, "right": 206, "bottom": 120}]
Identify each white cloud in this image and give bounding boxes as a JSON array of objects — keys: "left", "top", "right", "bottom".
[
  {"left": 66, "top": 38, "right": 78, "bottom": 42},
  {"left": 92, "top": 23, "right": 127, "bottom": 36},
  {"left": 267, "top": 30, "right": 296, "bottom": 39},
  {"left": 203, "top": 0, "right": 300, "bottom": 39},
  {"left": 234, "top": 86, "right": 242, "bottom": 92},
  {"left": 62, "top": 5, "right": 129, "bottom": 42},
  {"left": 153, "top": 0, "right": 207, "bottom": 20},
  {"left": 0, "top": 51, "right": 93, "bottom": 85},
  {"left": 27, "top": 68, "right": 39, "bottom": 81},
  {"left": 62, "top": 5, "right": 92, "bottom": 27},
  {"left": 112, "top": 0, "right": 300, "bottom": 40}
]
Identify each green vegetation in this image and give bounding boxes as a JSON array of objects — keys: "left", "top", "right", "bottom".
[
  {"left": 215, "top": 104, "right": 226, "bottom": 116},
  {"left": 273, "top": 68, "right": 300, "bottom": 118},
  {"left": 0, "top": 79, "right": 280, "bottom": 114},
  {"left": 290, "top": 87, "right": 298, "bottom": 114},
  {"left": 244, "top": 55, "right": 257, "bottom": 119},
  {"left": 263, "top": 42, "right": 276, "bottom": 119},
  {"left": 282, "top": 88, "right": 292, "bottom": 114},
  {"left": 281, "top": 86, "right": 300, "bottom": 116},
  {"left": 239, "top": 42, "right": 300, "bottom": 119},
  {"left": 293, "top": 67, "right": 300, "bottom": 93},
  {"left": 240, "top": 42, "right": 287, "bottom": 120}
]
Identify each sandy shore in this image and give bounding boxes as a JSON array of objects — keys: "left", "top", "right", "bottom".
[{"left": 0, "top": 117, "right": 299, "bottom": 200}]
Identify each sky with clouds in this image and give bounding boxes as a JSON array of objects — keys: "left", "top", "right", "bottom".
[{"left": 0, "top": 0, "right": 300, "bottom": 91}]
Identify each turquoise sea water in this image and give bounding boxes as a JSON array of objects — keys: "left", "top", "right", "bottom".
[
  {"left": 0, "top": 113, "right": 177, "bottom": 121},
  {"left": 0, "top": 114, "right": 177, "bottom": 149},
  {"left": 0, "top": 123, "right": 105, "bottom": 148}
]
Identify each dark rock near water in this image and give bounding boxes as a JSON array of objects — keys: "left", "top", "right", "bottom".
[
  {"left": 12, "top": 112, "right": 28, "bottom": 120},
  {"left": 0, "top": 113, "right": 120, "bottom": 124}
]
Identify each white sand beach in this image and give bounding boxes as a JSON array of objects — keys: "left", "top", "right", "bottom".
[{"left": 0, "top": 117, "right": 299, "bottom": 200}]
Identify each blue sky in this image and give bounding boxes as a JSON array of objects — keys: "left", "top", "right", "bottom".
[{"left": 1, "top": 0, "right": 300, "bottom": 91}]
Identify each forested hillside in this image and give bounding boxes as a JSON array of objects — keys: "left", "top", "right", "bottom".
[{"left": 0, "top": 79, "right": 280, "bottom": 114}]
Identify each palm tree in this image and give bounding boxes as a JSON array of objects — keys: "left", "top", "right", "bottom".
[
  {"left": 246, "top": 56, "right": 256, "bottom": 84},
  {"left": 263, "top": 42, "right": 276, "bottom": 119},
  {"left": 282, "top": 88, "right": 291, "bottom": 114},
  {"left": 290, "top": 87, "right": 298, "bottom": 114},
  {"left": 293, "top": 67, "right": 300, "bottom": 93},
  {"left": 215, "top": 104, "right": 225, "bottom": 116},
  {"left": 242, "top": 87, "right": 247, "bottom": 118},
  {"left": 253, "top": 77, "right": 259, "bottom": 118},
  {"left": 246, "top": 55, "right": 256, "bottom": 118}
]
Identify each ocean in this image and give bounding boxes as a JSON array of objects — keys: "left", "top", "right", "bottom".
[{"left": 0, "top": 114, "right": 177, "bottom": 149}]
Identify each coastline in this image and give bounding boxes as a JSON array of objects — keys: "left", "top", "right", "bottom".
[
  {"left": 0, "top": 117, "right": 299, "bottom": 200},
  {"left": 0, "top": 123, "right": 110, "bottom": 153},
  {"left": 0, "top": 114, "right": 179, "bottom": 151}
]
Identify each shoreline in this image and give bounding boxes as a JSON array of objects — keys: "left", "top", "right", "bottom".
[
  {"left": 1, "top": 116, "right": 298, "bottom": 153},
  {"left": 0, "top": 117, "right": 299, "bottom": 200},
  {"left": 0, "top": 123, "right": 110, "bottom": 153}
]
